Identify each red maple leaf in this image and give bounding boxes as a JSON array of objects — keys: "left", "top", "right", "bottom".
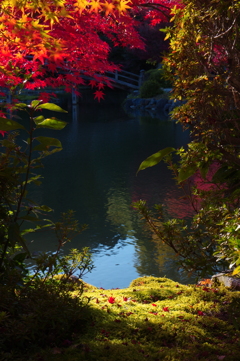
[
  {"left": 0, "top": 130, "right": 7, "bottom": 137},
  {"left": 94, "top": 90, "right": 105, "bottom": 102},
  {"left": 163, "top": 307, "right": 169, "bottom": 312},
  {"left": 97, "top": 82, "right": 105, "bottom": 90},
  {"left": 108, "top": 296, "right": 115, "bottom": 304},
  {"left": 38, "top": 92, "right": 51, "bottom": 102},
  {"left": 89, "top": 79, "right": 97, "bottom": 88}
]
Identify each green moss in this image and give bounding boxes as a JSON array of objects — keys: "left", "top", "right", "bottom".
[{"left": 7, "top": 277, "right": 240, "bottom": 361}]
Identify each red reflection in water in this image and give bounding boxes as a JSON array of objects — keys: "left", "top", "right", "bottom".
[{"left": 166, "top": 162, "right": 225, "bottom": 219}]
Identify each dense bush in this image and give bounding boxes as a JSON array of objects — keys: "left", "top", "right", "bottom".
[
  {"left": 0, "top": 279, "right": 89, "bottom": 353},
  {"left": 0, "top": 241, "right": 94, "bottom": 356},
  {"left": 139, "top": 79, "right": 164, "bottom": 98},
  {"left": 145, "top": 68, "right": 172, "bottom": 88}
]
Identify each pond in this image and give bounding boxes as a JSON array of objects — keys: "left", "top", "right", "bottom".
[{"left": 26, "top": 89, "right": 195, "bottom": 289}]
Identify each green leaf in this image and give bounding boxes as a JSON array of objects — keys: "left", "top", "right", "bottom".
[
  {"left": 137, "top": 147, "right": 175, "bottom": 174},
  {"left": 31, "top": 100, "right": 42, "bottom": 108},
  {"left": 21, "top": 222, "right": 53, "bottom": 236},
  {"left": 199, "top": 163, "right": 209, "bottom": 179},
  {"left": 33, "top": 136, "right": 62, "bottom": 151},
  {"left": 8, "top": 222, "right": 31, "bottom": 256},
  {"left": 33, "top": 143, "right": 51, "bottom": 151},
  {"left": 40, "top": 148, "right": 62, "bottom": 156},
  {"left": 37, "top": 103, "right": 68, "bottom": 113},
  {"left": 13, "top": 252, "right": 28, "bottom": 263},
  {"left": 14, "top": 103, "right": 27, "bottom": 110},
  {"left": 36, "top": 118, "right": 67, "bottom": 130},
  {"left": 0, "top": 117, "right": 25, "bottom": 131},
  {"left": 33, "top": 115, "right": 45, "bottom": 125},
  {"left": 38, "top": 205, "right": 53, "bottom": 212},
  {"left": 178, "top": 165, "right": 198, "bottom": 183},
  {"left": 25, "top": 175, "right": 42, "bottom": 185}
]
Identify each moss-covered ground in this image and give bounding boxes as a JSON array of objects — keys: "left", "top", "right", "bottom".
[{"left": 18, "top": 277, "right": 240, "bottom": 360}]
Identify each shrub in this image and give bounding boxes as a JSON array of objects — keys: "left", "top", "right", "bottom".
[
  {"left": 0, "top": 99, "right": 94, "bottom": 357},
  {"left": 0, "top": 246, "right": 94, "bottom": 355},
  {"left": 0, "top": 282, "right": 86, "bottom": 351},
  {"left": 145, "top": 68, "right": 172, "bottom": 88},
  {"left": 139, "top": 79, "right": 164, "bottom": 98}
]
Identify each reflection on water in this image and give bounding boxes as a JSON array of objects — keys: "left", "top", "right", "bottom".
[{"left": 25, "top": 92, "right": 195, "bottom": 289}]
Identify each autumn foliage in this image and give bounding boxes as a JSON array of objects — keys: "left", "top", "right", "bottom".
[{"left": 0, "top": 0, "right": 181, "bottom": 99}]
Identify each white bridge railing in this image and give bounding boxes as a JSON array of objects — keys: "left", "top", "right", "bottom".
[
  {"left": 104, "top": 69, "right": 145, "bottom": 90},
  {"left": 77, "top": 69, "right": 145, "bottom": 92}
]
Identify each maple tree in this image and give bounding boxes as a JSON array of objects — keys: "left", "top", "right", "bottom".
[{"left": 0, "top": 0, "right": 181, "bottom": 100}]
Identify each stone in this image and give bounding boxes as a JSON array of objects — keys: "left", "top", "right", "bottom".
[
  {"left": 155, "top": 98, "right": 168, "bottom": 112},
  {"left": 212, "top": 272, "right": 240, "bottom": 290}
]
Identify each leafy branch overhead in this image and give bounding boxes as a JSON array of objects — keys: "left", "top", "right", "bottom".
[{"left": 0, "top": 0, "right": 180, "bottom": 95}]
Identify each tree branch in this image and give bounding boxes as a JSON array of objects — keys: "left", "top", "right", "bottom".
[{"left": 137, "top": 2, "right": 171, "bottom": 21}]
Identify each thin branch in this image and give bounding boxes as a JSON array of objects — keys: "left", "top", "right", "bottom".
[
  {"left": 138, "top": 2, "right": 171, "bottom": 10},
  {"left": 137, "top": 2, "right": 171, "bottom": 21},
  {"left": 213, "top": 16, "right": 238, "bottom": 39}
]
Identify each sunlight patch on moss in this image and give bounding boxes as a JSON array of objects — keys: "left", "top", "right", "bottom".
[{"left": 37, "top": 276, "right": 240, "bottom": 361}]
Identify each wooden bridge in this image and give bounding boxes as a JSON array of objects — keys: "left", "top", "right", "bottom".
[{"left": 84, "top": 69, "right": 145, "bottom": 90}]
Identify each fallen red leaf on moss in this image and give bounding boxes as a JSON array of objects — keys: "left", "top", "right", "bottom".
[{"left": 108, "top": 296, "right": 115, "bottom": 304}]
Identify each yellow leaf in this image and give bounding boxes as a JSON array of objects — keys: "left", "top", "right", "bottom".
[
  {"left": 196, "top": 34, "right": 201, "bottom": 43},
  {"left": 164, "top": 33, "right": 171, "bottom": 41},
  {"left": 115, "top": 0, "right": 131, "bottom": 13},
  {"left": 103, "top": 1, "right": 115, "bottom": 16},
  {"left": 75, "top": 0, "right": 89, "bottom": 13},
  {"left": 232, "top": 266, "right": 240, "bottom": 276},
  {"left": 90, "top": 0, "right": 102, "bottom": 12}
]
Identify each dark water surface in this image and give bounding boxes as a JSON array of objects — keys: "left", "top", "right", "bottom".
[{"left": 26, "top": 92, "right": 195, "bottom": 289}]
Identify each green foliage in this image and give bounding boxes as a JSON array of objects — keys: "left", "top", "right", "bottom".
[
  {"left": 145, "top": 68, "right": 172, "bottom": 88},
  {"left": 137, "top": 147, "right": 175, "bottom": 173},
  {"left": 0, "top": 99, "right": 69, "bottom": 283},
  {"left": 0, "top": 98, "right": 95, "bottom": 357},
  {"left": 139, "top": 79, "right": 164, "bottom": 98},
  {"left": 135, "top": 0, "right": 240, "bottom": 278},
  {"left": 0, "top": 248, "right": 93, "bottom": 354}
]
